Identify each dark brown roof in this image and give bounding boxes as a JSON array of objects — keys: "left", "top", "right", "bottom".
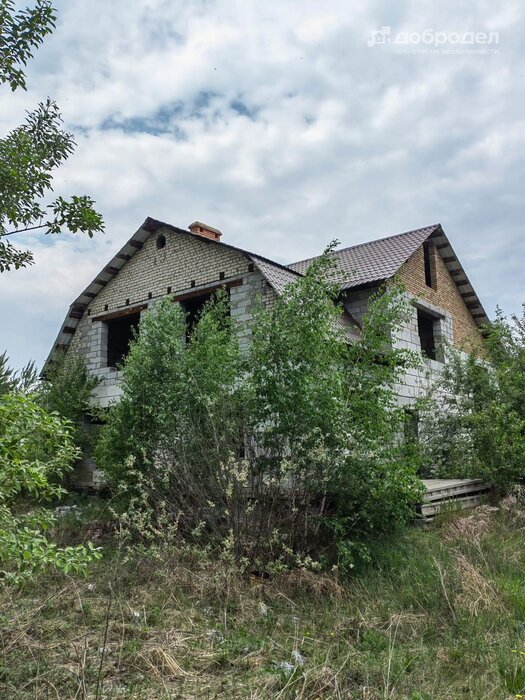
[
  {"left": 288, "top": 223, "right": 489, "bottom": 332},
  {"left": 288, "top": 225, "right": 440, "bottom": 289},
  {"left": 249, "top": 255, "right": 301, "bottom": 295},
  {"left": 43, "top": 219, "right": 488, "bottom": 373}
]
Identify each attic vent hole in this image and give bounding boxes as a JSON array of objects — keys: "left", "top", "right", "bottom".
[{"left": 156, "top": 234, "right": 166, "bottom": 250}]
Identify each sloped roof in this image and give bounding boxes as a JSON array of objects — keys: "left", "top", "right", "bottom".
[
  {"left": 288, "top": 223, "right": 488, "bottom": 330},
  {"left": 288, "top": 224, "right": 489, "bottom": 326},
  {"left": 288, "top": 225, "right": 439, "bottom": 289},
  {"left": 249, "top": 254, "right": 301, "bottom": 295},
  {"left": 43, "top": 218, "right": 488, "bottom": 372},
  {"left": 43, "top": 217, "right": 303, "bottom": 371}
]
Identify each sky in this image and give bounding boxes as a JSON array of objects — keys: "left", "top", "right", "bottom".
[{"left": 1, "top": 0, "right": 524, "bottom": 371}]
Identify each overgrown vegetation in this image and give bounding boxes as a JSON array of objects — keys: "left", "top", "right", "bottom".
[
  {"left": 0, "top": 348, "right": 101, "bottom": 580},
  {"left": 2, "top": 498, "right": 525, "bottom": 698},
  {"left": 0, "top": 349, "right": 38, "bottom": 395},
  {"left": 0, "top": 392, "right": 101, "bottom": 582},
  {"left": 40, "top": 351, "right": 100, "bottom": 450},
  {"left": 95, "top": 249, "right": 423, "bottom": 571},
  {"left": 419, "top": 306, "right": 525, "bottom": 490}
]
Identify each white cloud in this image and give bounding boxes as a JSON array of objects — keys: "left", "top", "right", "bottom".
[{"left": 1, "top": 0, "right": 524, "bottom": 369}]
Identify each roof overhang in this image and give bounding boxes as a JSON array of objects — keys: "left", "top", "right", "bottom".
[
  {"left": 428, "top": 225, "right": 490, "bottom": 333},
  {"left": 42, "top": 217, "right": 304, "bottom": 374}
]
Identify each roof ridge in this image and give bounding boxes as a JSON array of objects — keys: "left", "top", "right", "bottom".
[
  {"left": 288, "top": 224, "right": 440, "bottom": 268},
  {"left": 145, "top": 217, "right": 302, "bottom": 276}
]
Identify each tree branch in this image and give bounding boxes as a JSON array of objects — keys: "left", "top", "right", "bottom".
[{"left": 1, "top": 224, "right": 47, "bottom": 237}]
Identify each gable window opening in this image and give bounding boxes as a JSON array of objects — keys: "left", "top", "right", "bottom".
[
  {"left": 423, "top": 241, "right": 435, "bottom": 289},
  {"left": 106, "top": 312, "right": 141, "bottom": 368},
  {"left": 180, "top": 288, "right": 231, "bottom": 341},
  {"left": 417, "top": 308, "right": 441, "bottom": 362}
]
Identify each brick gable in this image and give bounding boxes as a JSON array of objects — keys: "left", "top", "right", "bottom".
[{"left": 398, "top": 243, "right": 482, "bottom": 350}]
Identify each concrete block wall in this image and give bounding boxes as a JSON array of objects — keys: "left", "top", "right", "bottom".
[
  {"left": 343, "top": 287, "right": 374, "bottom": 324},
  {"left": 344, "top": 284, "right": 454, "bottom": 408},
  {"left": 68, "top": 227, "right": 278, "bottom": 409},
  {"left": 88, "top": 226, "right": 250, "bottom": 316},
  {"left": 392, "top": 293, "right": 453, "bottom": 406}
]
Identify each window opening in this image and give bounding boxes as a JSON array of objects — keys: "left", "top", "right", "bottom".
[
  {"left": 180, "top": 289, "right": 230, "bottom": 340},
  {"left": 106, "top": 312, "right": 140, "bottom": 367},
  {"left": 417, "top": 309, "right": 437, "bottom": 360},
  {"left": 423, "top": 241, "right": 434, "bottom": 288}
]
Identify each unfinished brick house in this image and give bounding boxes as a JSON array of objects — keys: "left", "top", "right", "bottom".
[{"left": 44, "top": 218, "right": 488, "bottom": 488}]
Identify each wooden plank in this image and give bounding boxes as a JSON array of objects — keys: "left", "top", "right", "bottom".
[
  {"left": 420, "top": 494, "right": 486, "bottom": 517},
  {"left": 91, "top": 304, "right": 147, "bottom": 323},
  {"left": 173, "top": 279, "right": 242, "bottom": 303}
]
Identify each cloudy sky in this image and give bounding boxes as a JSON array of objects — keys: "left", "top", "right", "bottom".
[{"left": 1, "top": 0, "right": 524, "bottom": 370}]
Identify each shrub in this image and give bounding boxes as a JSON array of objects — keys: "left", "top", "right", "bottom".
[
  {"left": 0, "top": 392, "right": 101, "bottom": 582},
  {"left": 40, "top": 351, "right": 100, "bottom": 450},
  {"left": 97, "top": 250, "right": 423, "bottom": 570},
  {"left": 419, "top": 306, "right": 525, "bottom": 490},
  {"left": 249, "top": 254, "right": 423, "bottom": 568},
  {"left": 95, "top": 293, "right": 248, "bottom": 548}
]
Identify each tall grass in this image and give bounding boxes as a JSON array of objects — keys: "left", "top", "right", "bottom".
[{"left": 1, "top": 499, "right": 525, "bottom": 698}]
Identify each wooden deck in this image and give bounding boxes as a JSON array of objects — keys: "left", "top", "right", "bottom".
[{"left": 416, "top": 478, "right": 492, "bottom": 525}]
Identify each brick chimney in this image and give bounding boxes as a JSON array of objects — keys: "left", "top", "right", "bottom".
[{"left": 188, "top": 221, "right": 222, "bottom": 242}]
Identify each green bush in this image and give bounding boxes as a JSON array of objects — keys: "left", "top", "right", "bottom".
[
  {"left": 419, "top": 307, "right": 525, "bottom": 490},
  {"left": 95, "top": 292, "right": 247, "bottom": 549},
  {"left": 0, "top": 392, "right": 101, "bottom": 582},
  {"left": 40, "top": 351, "right": 100, "bottom": 450},
  {"left": 249, "top": 252, "right": 423, "bottom": 568},
  {"left": 96, "top": 249, "right": 423, "bottom": 570}
]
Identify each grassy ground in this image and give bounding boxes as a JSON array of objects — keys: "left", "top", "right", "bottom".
[{"left": 2, "top": 498, "right": 525, "bottom": 699}]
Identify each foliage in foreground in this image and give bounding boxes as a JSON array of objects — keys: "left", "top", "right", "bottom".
[
  {"left": 2, "top": 498, "right": 525, "bottom": 698},
  {"left": 0, "top": 392, "right": 101, "bottom": 582},
  {"left": 96, "top": 249, "right": 423, "bottom": 570},
  {"left": 0, "top": 349, "right": 38, "bottom": 395},
  {"left": 40, "top": 350, "right": 100, "bottom": 450},
  {"left": 420, "top": 306, "right": 525, "bottom": 490},
  {"left": 0, "top": 0, "right": 104, "bottom": 272}
]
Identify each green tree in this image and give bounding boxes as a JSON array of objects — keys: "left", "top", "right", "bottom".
[
  {"left": 40, "top": 351, "right": 100, "bottom": 449},
  {"left": 96, "top": 294, "right": 248, "bottom": 548},
  {"left": 0, "top": 0, "right": 104, "bottom": 272},
  {"left": 248, "top": 251, "right": 423, "bottom": 567},
  {"left": 0, "top": 350, "right": 38, "bottom": 395},
  {"left": 0, "top": 392, "right": 101, "bottom": 582},
  {"left": 420, "top": 306, "right": 525, "bottom": 490}
]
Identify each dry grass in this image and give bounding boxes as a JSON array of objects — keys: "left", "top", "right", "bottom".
[
  {"left": 441, "top": 504, "right": 499, "bottom": 544},
  {"left": 452, "top": 550, "right": 506, "bottom": 617},
  {"left": 1, "top": 502, "right": 525, "bottom": 698}
]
